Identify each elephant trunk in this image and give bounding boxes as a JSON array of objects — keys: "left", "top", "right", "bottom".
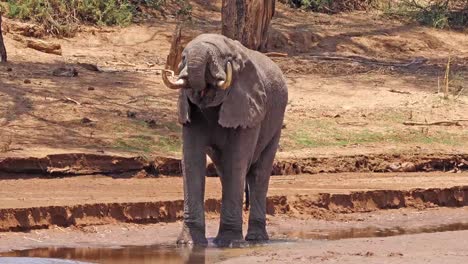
[{"left": 187, "top": 47, "right": 209, "bottom": 91}]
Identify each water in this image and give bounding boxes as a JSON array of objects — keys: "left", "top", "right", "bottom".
[
  {"left": 272, "top": 222, "right": 468, "bottom": 240},
  {"left": 1, "top": 222, "right": 468, "bottom": 264},
  {"left": 0, "top": 244, "right": 277, "bottom": 264}
]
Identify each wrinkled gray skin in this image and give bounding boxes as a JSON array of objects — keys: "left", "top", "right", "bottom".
[{"left": 176, "top": 34, "right": 288, "bottom": 247}]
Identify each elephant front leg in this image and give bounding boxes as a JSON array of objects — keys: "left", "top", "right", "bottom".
[
  {"left": 177, "top": 124, "right": 208, "bottom": 245},
  {"left": 213, "top": 165, "right": 246, "bottom": 247},
  {"left": 246, "top": 130, "right": 281, "bottom": 242},
  {"left": 214, "top": 128, "right": 260, "bottom": 247}
]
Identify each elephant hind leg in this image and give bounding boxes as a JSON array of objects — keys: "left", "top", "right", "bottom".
[
  {"left": 245, "top": 129, "right": 281, "bottom": 242},
  {"left": 206, "top": 146, "right": 223, "bottom": 177}
]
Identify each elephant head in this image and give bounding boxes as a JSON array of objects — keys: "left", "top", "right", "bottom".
[{"left": 162, "top": 34, "right": 267, "bottom": 129}]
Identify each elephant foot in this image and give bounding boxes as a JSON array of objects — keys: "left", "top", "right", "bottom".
[
  {"left": 246, "top": 221, "right": 269, "bottom": 242},
  {"left": 213, "top": 230, "right": 244, "bottom": 247},
  {"left": 176, "top": 225, "right": 207, "bottom": 246}
]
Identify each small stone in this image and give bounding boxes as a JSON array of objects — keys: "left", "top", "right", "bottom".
[
  {"left": 78, "top": 63, "right": 100, "bottom": 72},
  {"left": 401, "top": 162, "right": 416, "bottom": 172},
  {"left": 24, "top": 79, "right": 31, "bottom": 84},
  {"left": 81, "top": 117, "right": 93, "bottom": 124},
  {"left": 88, "top": 87, "right": 95, "bottom": 91},
  {"left": 6, "top": 67, "right": 12, "bottom": 72},
  {"left": 145, "top": 119, "right": 157, "bottom": 128},
  {"left": 387, "top": 163, "right": 401, "bottom": 172},
  {"left": 53, "top": 66, "right": 78, "bottom": 77},
  {"left": 126, "top": 111, "right": 137, "bottom": 118}
]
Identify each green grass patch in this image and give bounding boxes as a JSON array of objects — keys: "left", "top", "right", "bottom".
[
  {"left": 113, "top": 134, "right": 181, "bottom": 154},
  {"left": 108, "top": 118, "right": 182, "bottom": 155},
  {"left": 282, "top": 118, "right": 466, "bottom": 150}
]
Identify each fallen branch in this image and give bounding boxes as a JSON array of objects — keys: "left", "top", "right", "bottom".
[
  {"left": 336, "top": 121, "right": 369, "bottom": 126},
  {"left": 11, "top": 34, "right": 62, "bottom": 55},
  {"left": 403, "top": 121, "right": 461, "bottom": 126},
  {"left": 389, "top": 89, "right": 411, "bottom": 94},
  {"left": 265, "top": 52, "right": 288, "bottom": 57},
  {"left": 63, "top": 97, "right": 81, "bottom": 105}
]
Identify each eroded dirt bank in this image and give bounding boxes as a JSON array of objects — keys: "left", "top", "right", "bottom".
[
  {"left": 0, "top": 152, "right": 467, "bottom": 177},
  {"left": 0, "top": 173, "right": 466, "bottom": 231}
]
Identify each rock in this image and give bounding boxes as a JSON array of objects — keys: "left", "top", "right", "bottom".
[
  {"left": 25, "top": 39, "right": 62, "bottom": 55},
  {"left": 88, "top": 86, "right": 95, "bottom": 91},
  {"left": 133, "top": 170, "right": 149, "bottom": 179},
  {"left": 401, "top": 162, "right": 416, "bottom": 172},
  {"left": 78, "top": 63, "right": 100, "bottom": 72},
  {"left": 126, "top": 111, "right": 137, "bottom": 118},
  {"left": 53, "top": 66, "right": 78, "bottom": 77},
  {"left": 387, "top": 163, "right": 401, "bottom": 172},
  {"left": 80, "top": 117, "right": 93, "bottom": 124},
  {"left": 24, "top": 79, "right": 31, "bottom": 84},
  {"left": 145, "top": 119, "right": 157, "bottom": 128}
]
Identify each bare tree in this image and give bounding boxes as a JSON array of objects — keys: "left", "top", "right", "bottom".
[
  {"left": 222, "top": 0, "right": 275, "bottom": 51},
  {"left": 0, "top": 14, "right": 6, "bottom": 62}
]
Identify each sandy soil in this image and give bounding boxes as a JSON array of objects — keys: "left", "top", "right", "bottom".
[{"left": 1, "top": 172, "right": 467, "bottom": 209}]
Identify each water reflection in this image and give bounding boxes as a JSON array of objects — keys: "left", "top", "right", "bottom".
[
  {"left": 2, "top": 222, "right": 468, "bottom": 263},
  {"left": 2, "top": 246, "right": 212, "bottom": 264},
  {"left": 273, "top": 222, "right": 468, "bottom": 240}
]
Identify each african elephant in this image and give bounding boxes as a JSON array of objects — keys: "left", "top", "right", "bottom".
[{"left": 162, "top": 34, "right": 288, "bottom": 246}]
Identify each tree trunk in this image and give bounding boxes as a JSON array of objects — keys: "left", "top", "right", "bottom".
[
  {"left": 165, "top": 24, "right": 184, "bottom": 74},
  {"left": 222, "top": 0, "right": 275, "bottom": 51},
  {"left": 0, "top": 14, "right": 7, "bottom": 63}
]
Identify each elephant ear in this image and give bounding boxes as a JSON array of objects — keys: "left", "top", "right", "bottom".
[
  {"left": 218, "top": 59, "right": 267, "bottom": 129},
  {"left": 178, "top": 89, "right": 191, "bottom": 124}
]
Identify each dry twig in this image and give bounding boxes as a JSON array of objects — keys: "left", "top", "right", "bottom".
[
  {"left": 63, "top": 97, "right": 81, "bottom": 105},
  {"left": 403, "top": 121, "right": 461, "bottom": 126},
  {"left": 389, "top": 89, "right": 411, "bottom": 94}
]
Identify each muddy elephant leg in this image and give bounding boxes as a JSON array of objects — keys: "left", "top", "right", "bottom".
[
  {"left": 246, "top": 130, "right": 281, "bottom": 242},
  {"left": 177, "top": 119, "right": 209, "bottom": 245},
  {"left": 214, "top": 128, "right": 260, "bottom": 247}
]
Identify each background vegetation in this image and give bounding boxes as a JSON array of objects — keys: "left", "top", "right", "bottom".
[
  {"left": 1, "top": 0, "right": 192, "bottom": 36},
  {"left": 0, "top": 0, "right": 466, "bottom": 37},
  {"left": 282, "top": 0, "right": 467, "bottom": 29}
]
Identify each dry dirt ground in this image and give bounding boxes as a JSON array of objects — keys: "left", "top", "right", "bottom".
[
  {"left": 0, "top": 0, "right": 466, "bottom": 159},
  {"left": 0, "top": 0, "right": 467, "bottom": 263}
]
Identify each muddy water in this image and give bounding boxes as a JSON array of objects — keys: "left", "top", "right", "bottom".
[{"left": 2, "top": 222, "right": 468, "bottom": 264}]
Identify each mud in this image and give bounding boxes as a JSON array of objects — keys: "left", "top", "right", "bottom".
[
  {"left": 1, "top": 209, "right": 468, "bottom": 263},
  {"left": 1, "top": 185, "right": 466, "bottom": 232},
  {"left": 1, "top": 152, "right": 466, "bottom": 178}
]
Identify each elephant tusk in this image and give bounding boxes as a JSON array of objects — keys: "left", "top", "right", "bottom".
[
  {"left": 161, "top": 69, "right": 187, "bottom": 89},
  {"left": 217, "top": 61, "right": 232, "bottom": 90}
]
